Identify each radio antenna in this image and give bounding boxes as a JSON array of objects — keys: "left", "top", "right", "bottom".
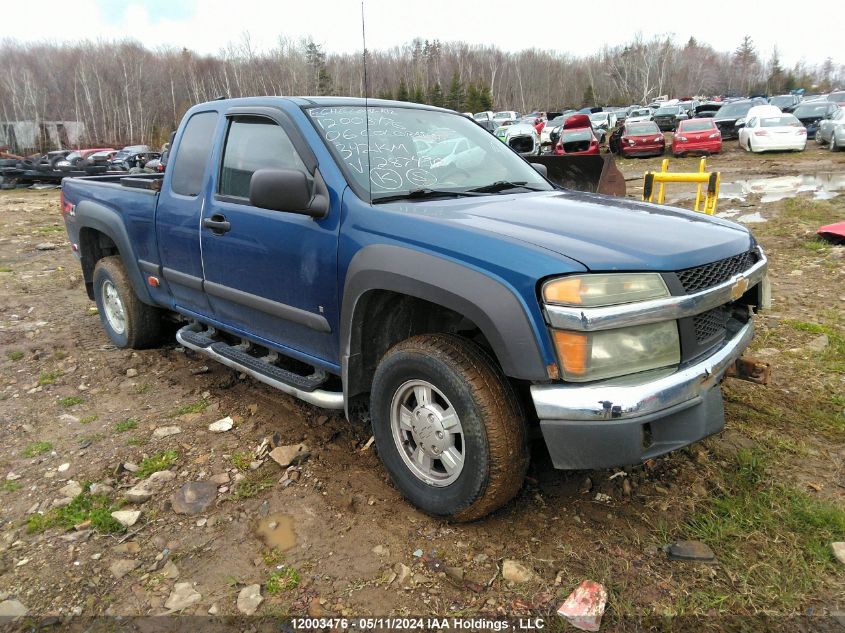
[{"left": 361, "top": 1, "right": 372, "bottom": 203}]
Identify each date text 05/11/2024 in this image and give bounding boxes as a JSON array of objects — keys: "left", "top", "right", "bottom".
[{"left": 291, "top": 617, "right": 547, "bottom": 630}]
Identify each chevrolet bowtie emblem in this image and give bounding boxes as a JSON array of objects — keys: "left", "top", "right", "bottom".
[{"left": 730, "top": 276, "right": 749, "bottom": 300}]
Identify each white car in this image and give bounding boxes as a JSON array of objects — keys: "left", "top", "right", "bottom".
[
  {"left": 739, "top": 105, "right": 782, "bottom": 128},
  {"left": 588, "top": 111, "right": 618, "bottom": 142},
  {"left": 626, "top": 108, "right": 653, "bottom": 124},
  {"left": 499, "top": 122, "right": 540, "bottom": 156},
  {"left": 473, "top": 111, "right": 495, "bottom": 122},
  {"left": 540, "top": 115, "right": 567, "bottom": 145},
  {"left": 492, "top": 110, "right": 520, "bottom": 124},
  {"left": 739, "top": 113, "right": 807, "bottom": 153}
]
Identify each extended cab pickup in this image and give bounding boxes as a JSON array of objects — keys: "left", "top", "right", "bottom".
[{"left": 61, "top": 97, "right": 768, "bottom": 520}]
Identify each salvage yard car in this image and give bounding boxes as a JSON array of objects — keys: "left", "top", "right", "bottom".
[
  {"left": 713, "top": 97, "right": 767, "bottom": 139},
  {"left": 554, "top": 114, "right": 600, "bottom": 155},
  {"left": 815, "top": 105, "right": 845, "bottom": 150},
  {"left": 672, "top": 119, "right": 722, "bottom": 157},
  {"left": 793, "top": 101, "right": 839, "bottom": 139},
  {"left": 739, "top": 113, "right": 807, "bottom": 153},
  {"left": 618, "top": 120, "right": 665, "bottom": 157},
  {"left": 60, "top": 97, "right": 769, "bottom": 520},
  {"left": 652, "top": 104, "right": 688, "bottom": 131}
]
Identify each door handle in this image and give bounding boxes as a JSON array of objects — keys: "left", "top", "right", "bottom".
[{"left": 202, "top": 214, "right": 231, "bottom": 234}]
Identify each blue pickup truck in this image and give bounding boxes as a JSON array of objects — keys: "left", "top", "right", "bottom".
[{"left": 61, "top": 97, "right": 768, "bottom": 520}]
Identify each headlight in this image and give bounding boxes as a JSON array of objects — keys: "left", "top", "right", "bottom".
[
  {"left": 543, "top": 273, "right": 669, "bottom": 307},
  {"left": 552, "top": 321, "right": 680, "bottom": 382}
]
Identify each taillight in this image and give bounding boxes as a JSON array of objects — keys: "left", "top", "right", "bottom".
[
  {"left": 708, "top": 133, "right": 720, "bottom": 138},
  {"left": 60, "top": 191, "right": 74, "bottom": 216},
  {"left": 797, "top": 128, "right": 807, "bottom": 135},
  {"left": 675, "top": 136, "right": 687, "bottom": 142}
]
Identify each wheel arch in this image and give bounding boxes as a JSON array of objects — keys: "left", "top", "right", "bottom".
[
  {"left": 75, "top": 201, "right": 152, "bottom": 305},
  {"left": 341, "top": 245, "right": 549, "bottom": 403}
]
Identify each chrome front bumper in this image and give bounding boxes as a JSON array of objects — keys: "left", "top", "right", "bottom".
[{"left": 531, "top": 319, "right": 753, "bottom": 423}]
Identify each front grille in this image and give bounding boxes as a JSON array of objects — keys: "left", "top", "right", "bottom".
[
  {"left": 676, "top": 250, "right": 758, "bottom": 294},
  {"left": 693, "top": 308, "right": 727, "bottom": 342}
]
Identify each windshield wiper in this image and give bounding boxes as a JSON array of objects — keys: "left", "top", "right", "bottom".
[
  {"left": 371, "top": 188, "right": 485, "bottom": 204},
  {"left": 466, "top": 181, "right": 545, "bottom": 194}
]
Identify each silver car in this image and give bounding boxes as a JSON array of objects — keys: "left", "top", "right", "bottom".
[{"left": 816, "top": 106, "right": 845, "bottom": 151}]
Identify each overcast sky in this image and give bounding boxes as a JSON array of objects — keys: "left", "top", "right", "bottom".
[{"left": 2, "top": 0, "right": 840, "bottom": 68}]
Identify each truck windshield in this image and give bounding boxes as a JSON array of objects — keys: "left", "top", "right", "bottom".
[{"left": 307, "top": 106, "right": 552, "bottom": 200}]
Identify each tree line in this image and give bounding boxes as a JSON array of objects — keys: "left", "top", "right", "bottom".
[{"left": 0, "top": 33, "right": 841, "bottom": 151}]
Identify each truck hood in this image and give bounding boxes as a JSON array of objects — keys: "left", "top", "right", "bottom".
[{"left": 386, "top": 191, "right": 752, "bottom": 271}]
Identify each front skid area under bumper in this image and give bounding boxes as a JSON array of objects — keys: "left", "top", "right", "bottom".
[{"left": 532, "top": 320, "right": 754, "bottom": 470}]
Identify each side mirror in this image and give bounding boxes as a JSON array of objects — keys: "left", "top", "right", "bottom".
[
  {"left": 249, "top": 168, "right": 328, "bottom": 218},
  {"left": 532, "top": 163, "right": 548, "bottom": 178}
]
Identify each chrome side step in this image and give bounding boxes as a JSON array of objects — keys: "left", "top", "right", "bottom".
[{"left": 176, "top": 325, "right": 344, "bottom": 410}]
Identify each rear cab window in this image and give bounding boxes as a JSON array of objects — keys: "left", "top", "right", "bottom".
[{"left": 171, "top": 111, "right": 219, "bottom": 196}]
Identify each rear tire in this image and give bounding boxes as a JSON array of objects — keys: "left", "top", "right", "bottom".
[
  {"left": 93, "top": 256, "right": 162, "bottom": 349},
  {"left": 370, "top": 334, "right": 528, "bottom": 521}
]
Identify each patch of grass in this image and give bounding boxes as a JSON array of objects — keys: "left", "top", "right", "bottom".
[
  {"left": 38, "top": 370, "right": 62, "bottom": 386},
  {"left": 79, "top": 433, "right": 106, "bottom": 446},
  {"left": 36, "top": 225, "right": 64, "bottom": 234},
  {"left": 26, "top": 513, "right": 51, "bottom": 534},
  {"left": 262, "top": 548, "right": 285, "bottom": 566},
  {"left": 783, "top": 318, "right": 845, "bottom": 374},
  {"left": 136, "top": 450, "right": 178, "bottom": 478},
  {"left": 7, "top": 350, "right": 24, "bottom": 361},
  {"left": 1, "top": 481, "right": 23, "bottom": 493},
  {"left": 265, "top": 567, "right": 300, "bottom": 594},
  {"left": 114, "top": 418, "right": 138, "bottom": 433},
  {"left": 135, "top": 383, "right": 152, "bottom": 395},
  {"left": 681, "top": 449, "right": 845, "bottom": 613},
  {"left": 0, "top": 266, "right": 12, "bottom": 273},
  {"left": 22, "top": 441, "right": 52, "bottom": 457},
  {"left": 126, "top": 436, "right": 148, "bottom": 447},
  {"left": 27, "top": 487, "right": 125, "bottom": 535},
  {"left": 58, "top": 396, "right": 84, "bottom": 407},
  {"left": 175, "top": 399, "right": 209, "bottom": 415},
  {"left": 231, "top": 470, "right": 274, "bottom": 500},
  {"left": 79, "top": 414, "right": 98, "bottom": 424},
  {"left": 230, "top": 451, "right": 252, "bottom": 471},
  {"left": 802, "top": 239, "right": 827, "bottom": 252}
]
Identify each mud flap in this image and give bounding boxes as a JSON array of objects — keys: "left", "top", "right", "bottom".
[{"left": 526, "top": 154, "right": 626, "bottom": 196}]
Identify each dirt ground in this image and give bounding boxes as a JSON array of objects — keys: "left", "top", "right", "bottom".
[{"left": 0, "top": 138, "right": 843, "bottom": 631}]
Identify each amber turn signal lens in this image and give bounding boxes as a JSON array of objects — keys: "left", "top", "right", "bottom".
[
  {"left": 552, "top": 330, "right": 588, "bottom": 377},
  {"left": 544, "top": 277, "right": 583, "bottom": 305}
]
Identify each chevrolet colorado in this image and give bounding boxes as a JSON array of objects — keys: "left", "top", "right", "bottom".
[{"left": 61, "top": 97, "right": 768, "bottom": 520}]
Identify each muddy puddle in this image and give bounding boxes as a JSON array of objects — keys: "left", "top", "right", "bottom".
[
  {"left": 666, "top": 173, "right": 845, "bottom": 205},
  {"left": 255, "top": 513, "right": 297, "bottom": 551}
]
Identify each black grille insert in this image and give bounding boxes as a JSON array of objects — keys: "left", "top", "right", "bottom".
[
  {"left": 677, "top": 250, "right": 758, "bottom": 294},
  {"left": 693, "top": 308, "right": 727, "bottom": 343}
]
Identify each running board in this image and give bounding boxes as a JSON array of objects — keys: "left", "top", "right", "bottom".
[{"left": 176, "top": 325, "right": 344, "bottom": 410}]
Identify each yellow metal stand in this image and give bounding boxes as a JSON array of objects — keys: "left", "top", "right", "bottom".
[{"left": 642, "top": 158, "right": 720, "bottom": 215}]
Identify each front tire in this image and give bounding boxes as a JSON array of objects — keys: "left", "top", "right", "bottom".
[
  {"left": 370, "top": 334, "right": 528, "bottom": 521},
  {"left": 93, "top": 256, "right": 162, "bottom": 349}
]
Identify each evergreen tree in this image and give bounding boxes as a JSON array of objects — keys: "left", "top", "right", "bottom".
[
  {"left": 412, "top": 85, "right": 425, "bottom": 104},
  {"left": 446, "top": 72, "right": 465, "bottom": 111},
  {"left": 582, "top": 84, "right": 595, "bottom": 107},
  {"left": 377, "top": 88, "right": 393, "bottom": 100},
  {"left": 465, "top": 83, "right": 480, "bottom": 112},
  {"left": 477, "top": 82, "right": 493, "bottom": 111},
  {"left": 317, "top": 67, "right": 333, "bottom": 96},
  {"left": 428, "top": 82, "right": 445, "bottom": 107},
  {"left": 767, "top": 47, "right": 784, "bottom": 94},
  {"left": 396, "top": 79, "right": 410, "bottom": 102}
]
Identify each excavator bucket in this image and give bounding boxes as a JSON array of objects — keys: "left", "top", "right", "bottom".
[{"left": 527, "top": 154, "right": 626, "bottom": 196}]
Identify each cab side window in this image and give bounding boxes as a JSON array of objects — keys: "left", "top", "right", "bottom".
[
  {"left": 171, "top": 111, "right": 219, "bottom": 197},
  {"left": 219, "top": 116, "right": 309, "bottom": 200}
]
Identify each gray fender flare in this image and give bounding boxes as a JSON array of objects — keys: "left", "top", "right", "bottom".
[
  {"left": 75, "top": 199, "right": 154, "bottom": 305},
  {"left": 341, "top": 244, "right": 548, "bottom": 398}
]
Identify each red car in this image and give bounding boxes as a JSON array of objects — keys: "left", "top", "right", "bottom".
[
  {"left": 672, "top": 119, "right": 722, "bottom": 157},
  {"left": 619, "top": 120, "right": 665, "bottom": 157},
  {"left": 553, "top": 114, "right": 599, "bottom": 155}
]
